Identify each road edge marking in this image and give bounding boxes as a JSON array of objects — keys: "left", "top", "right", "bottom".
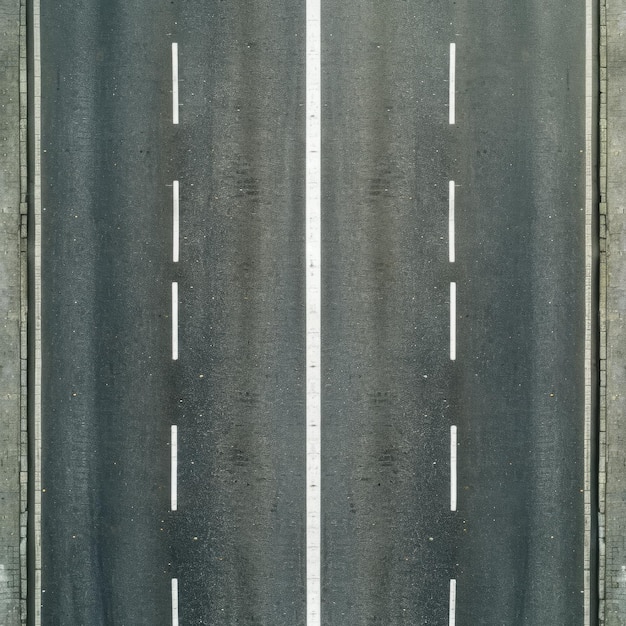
[{"left": 33, "top": 0, "right": 43, "bottom": 621}]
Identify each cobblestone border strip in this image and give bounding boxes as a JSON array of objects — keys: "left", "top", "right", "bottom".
[
  {"left": 19, "top": 1, "right": 28, "bottom": 622},
  {"left": 598, "top": 0, "right": 607, "bottom": 622}
]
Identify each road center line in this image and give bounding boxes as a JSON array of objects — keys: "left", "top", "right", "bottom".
[
  {"left": 171, "top": 425, "right": 178, "bottom": 511},
  {"left": 306, "top": 0, "right": 321, "bottom": 623},
  {"left": 172, "top": 282, "right": 179, "bottom": 361},
  {"left": 172, "top": 43, "right": 179, "bottom": 125},
  {"left": 449, "top": 180, "right": 455, "bottom": 263},
  {"left": 449, "top": 579, "right": 457, "bottom": 626},
  {"left": 171, "top": 578, "right": 179, "bottom": 626},
  {"left": 173, "top": 180, "right": 180, "bottom": 263},
  {"left": 450, "top": 282, "right": 456, "bottom": 361},
  {"left": 449, "top": 43, "right": 456, "bottom": 125},
  {"left": 450, "top": 425, "right": 457, "bottom": 511}
]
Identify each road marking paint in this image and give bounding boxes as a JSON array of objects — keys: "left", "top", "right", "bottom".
[
  {"left": 450, "top": 425, "right": 457, "bottom": 511},
  {"left": 171, "top": 578, "right": 179, "bottom": 626},
  {"left": 583, "top": 0, "right": 593, "bottom": 622},
  {"left": 173, "top": 180, "right": 180, "bottom": 263},
  {"left": 33, "top": 0, "right": 43, "bottom": 621},
  {"left": 450, "top": 282, "right": 456, "bottom": 361},
  {"left": 171, "top": 425, "right": 178, "bottom": 511},
  {"left": 449, "top": 579, "right": 457, "bottom": 626},
  {"left": 306, "top": 0, "right": 321, "bottom": 622},
  {"left": 172, "top": 43, "right": 179, "bottom": 125},
  {"left": 449, "top": 180, "right": 455, "bottom": 263},
  {"left": 172, "top": 282, "right": 179, "bottom": 361},
  {"left": 449, "top": 43, "right": 456, "bottom": 125}
]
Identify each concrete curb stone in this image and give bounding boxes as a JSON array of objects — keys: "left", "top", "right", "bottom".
[
  {"left": 0, "top": 0, "right": 27, "bottom": 623},
  {"left": 600, "top": 0, "right": 626, "bottom": 623}
]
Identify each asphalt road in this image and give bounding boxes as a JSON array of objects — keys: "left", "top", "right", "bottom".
[
  {"left": 40, "top": 1, "right": 306, "bottom": 624},
  {"left": 39, "top": 1, "right": 586, "bottom": 624},
  {"left": 453, "top": 2, "right": 586, "bottom": 623},
  {"left": 321, "top": 1, "right": 585, "bottom": 624}
]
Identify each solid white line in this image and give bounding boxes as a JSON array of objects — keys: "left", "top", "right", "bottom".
[
  {"left": 450, "top": 425, "right": 457, "bottom": 511},
  {"left": 583, "top": 0, "right": 592, "bottom": 622},
  {"left": 33, "top": 0, "right": 43, "bottom": 621},
  {"left": 449, "top": 43, "right": 456, "bottom": 125},
  {"left": 449, "top": 180, "right": 455, "bottom": 263},
  {"left": 449, "top": 579, "right": 457, "bottom": 626},
  {"left": 172, "top": 43, "right": 179, "bottom": 125},
  {"left": 450, "top": 282, "right": 456, "bottom": 361},
  {"left": 306, "top": 0, "right": 321, "bottom": 622},
  {"left": 171, "top": 425, "right": 178, "bottom": 511},
  {"left": 171, "top": 578, "right": 179, "bottom": 626},
  {"left": 172, "top": 282, "right": 179, "bottom": 361},
  {"left": 173, "top": 180, "right": 180, "bottom": 263}
]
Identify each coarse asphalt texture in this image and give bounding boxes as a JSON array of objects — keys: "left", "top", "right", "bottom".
[{"left": 0, "top": 0, "right": 620, "bottom": 624}]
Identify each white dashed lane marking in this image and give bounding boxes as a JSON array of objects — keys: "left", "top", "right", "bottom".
[
  {"left": 449, "top": 180, "right": 455, "bottom": 263},
  {"left": 173, "top": 180, "right": 179, "bottom": 263},
  {"left": 449, "top": 43, "right": 456, "bottom": 125},
  {"left": 171, "top": 425, "right": 178, "bottom": 511},
  {"left": 449, "top": 579, "right": 457, "bottom": 626},
  {"left": 171, "top": 578, "right": 179, "bottom": 626},
  {"left": 450, "top": 425, "right": 457, "bottom": 511},
  {"left": 172, "top": 282, "right": 179, "bottom": 361},
  {"left": 172, "top": 43, "right": 179, "bottom": 125},
  {"left": 450, "top": 282, "right": 457, "bottom": 361}
]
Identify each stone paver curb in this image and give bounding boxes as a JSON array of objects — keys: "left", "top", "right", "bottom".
[
  {"left": 0, "top": 0, "right": 28, "bottom": 623},
  {"left": 19, "top": 0, "right": 27, "bottom": 622},
  {"left": 598, "top": 0, "right": 626, "bottom": 622},
  {"left": 599, "top": 0, "right": 608, "bottom": 621}
]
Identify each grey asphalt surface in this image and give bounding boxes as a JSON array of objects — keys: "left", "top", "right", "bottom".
[
  {"left": 321, "top": 3, "right": 456, "bottom": 624},
  {"left": 40, "top": 1, "right": 305, "bottom": 624},
  {"left": 453, "top": 1, "right": 585, "bottom": 623},
  {"left": 40, "top": 1, "right": 586, "bottom": 625},
  {"left": 321, "top": 0, "right": 585, "bottom": 624}
]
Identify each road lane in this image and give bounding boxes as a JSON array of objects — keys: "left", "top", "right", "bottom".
[
  {"left": 169, "top": 2, "right": 306, "bottom": 623},
  {"left": 453, "top": 1, "right": 586, "bottom": 622},
  {"left": 321, "top": 1, "right": 585, "bottom": 624},
  {"left": 40, "top": 1, "right": 306, "bottom": 623},
  {"left": 321, "top": 3, "right": 456, "bottom": 623},
  {"left": 40, "top": 2, "right": 175, "bottom": 622}
]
